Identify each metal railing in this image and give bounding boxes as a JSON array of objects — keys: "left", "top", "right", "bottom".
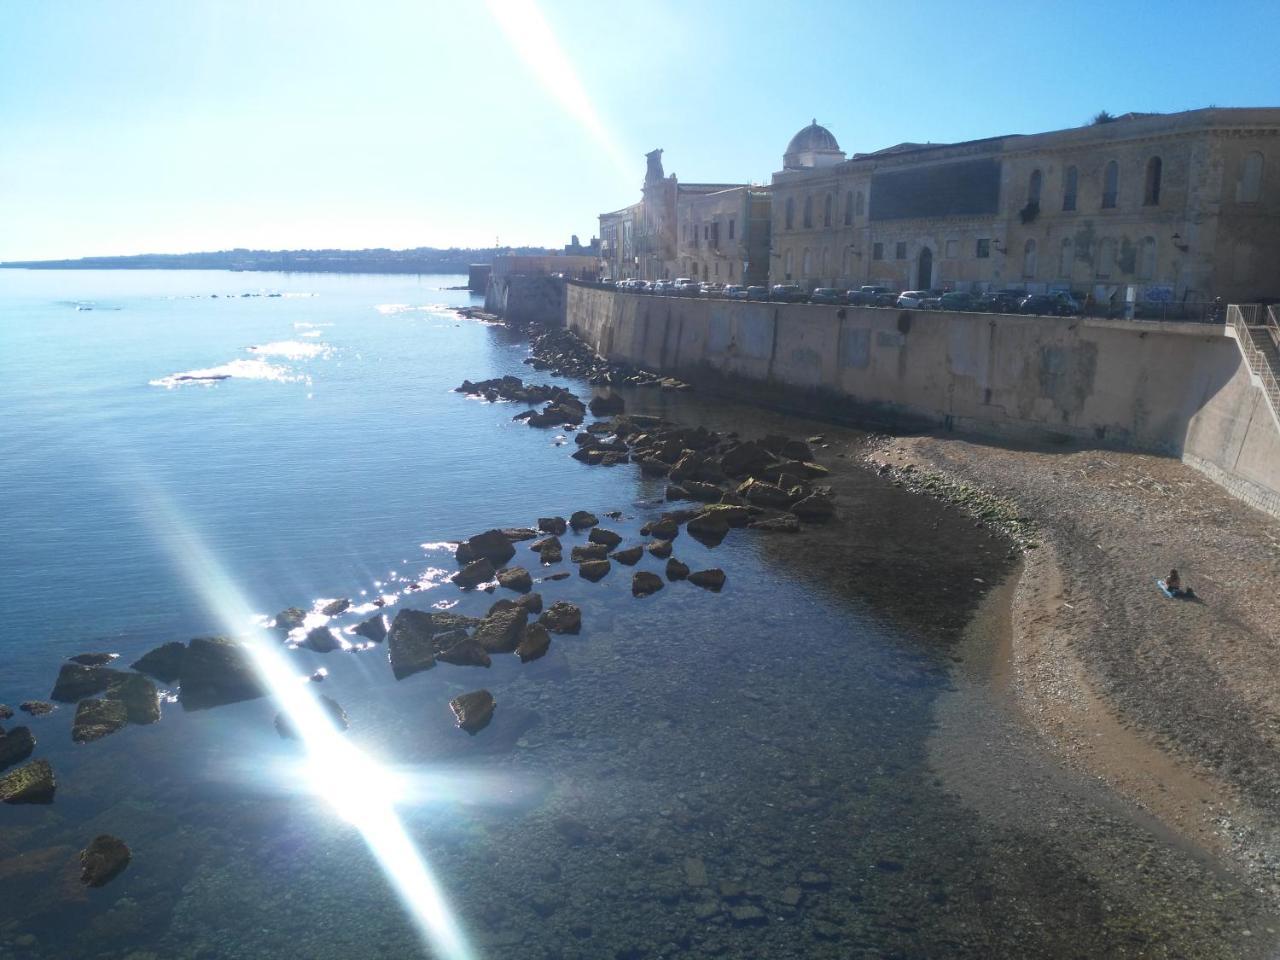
[
  {"left": 1229, "top": 304, "right": 1280, "bottom": 428},
  {"left": 1079, "top": 299, "right": 1225, "bottom": 324}
]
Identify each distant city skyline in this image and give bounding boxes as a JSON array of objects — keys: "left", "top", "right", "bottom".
[{"left": 1, "top": 0, "right": 1276, "bottom": 262}]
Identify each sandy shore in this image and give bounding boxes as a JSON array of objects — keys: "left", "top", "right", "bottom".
[{"left": 867, "top": 434, "right": 1280, "bottom": 899}]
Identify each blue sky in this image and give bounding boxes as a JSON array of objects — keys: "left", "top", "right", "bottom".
[{"left": 0, "top": 0, "right": 1276, "bottom": 261}]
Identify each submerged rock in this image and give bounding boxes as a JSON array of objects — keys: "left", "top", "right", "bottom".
[
  {"left": 689, "top": 569, "right": 727, "bottom": 592},
  {"left": 500, "top": 527, "right": 540, "bottom": 542},
  {"left": 275, "top": 695, "right": 349, "bottom": 739},
  {"left": 516, "top": 624, "right": 551, "bottom": 663},
  {"left": 455, "top": 529, "right": 517, "bottom": 566},
  {"left": 437, "top": 638, "right": 492, "bottom": 668},
  {"left": 386, "top": 610, "right": 440, "bottom": 680},
  {"left": 80, "top": 835, "right": 131, "bottom": 888},
  {"left": 0, "top": 727, "right": 35, "bottom": 772},
  {"left": 302, "top": 626, "right": 341, "bottom": 653},
  {"left": 105, "top": 673, "right": 160, "bottom": 725},
  {"left": 686, "top": 512, "right": 730, "bottom": 546},
  {"left": 0, "top": 760, "right": 56, "bottom": 804},
  {"left": 353, "top": 614, "right": 388, "bottom": 643},
  {"left": 496, "top": 566, "right": 533, "bottom": 593},
  {"left": 68, "top": 653, "right": 118, "bottom": 667},
  {"left": 130, "top": 641, "right": 187, "bottom": 683},
  {"left": 666, "top": 558, "right": 690, "bottom": 581},
  {"left": 569, "top": 510, "right": 598, "bottom": 530},
  {"left": 539, "top": 601, "right": 582, "bottom": 635},
  {"left": 50, "top": 663, "right": 123, "bottom": 703},
  {"left": 632, "top": 572, "right": 664, "bottom": 597},
  {"left": 19, "top": 701, "right": 53, "bottom": 717},
  {"left": 578, "top": 559, "right": 611, "bottom": 582},
  {"left": 179, "top": 637, "right": 267, "bottom": 710},
  {"left": 72, "top": 698, "right": 128, "bottom": 743},
  {"left": 452, "top": 557, "right": 496, "bottom": 589},
  {"left": 450, "top": 690, "right": 496, "bottom": 734},
  {"left": 537, "top": 516, "right": 568, "bottom": 535},
  {"left": 320, "top": 598, "right": 350, "bottom": 617},
  {"left": 473, "top": 608, "right": 527, "bottom": 654}
]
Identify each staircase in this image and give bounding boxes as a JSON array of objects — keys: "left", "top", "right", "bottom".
[{"left": 1228, "top": 304, "right": 1280, "bottom": 430}]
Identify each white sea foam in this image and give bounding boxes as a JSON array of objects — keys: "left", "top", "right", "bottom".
[
  {"left": 247, "top": 339, "right": 330, "bottom": 360},
  {"left": 150, "top": 358, "right": 303, "bottom": 388},
  {"left": 300, "top": 330, "right": 322, "bottom": 338},
  {"left": 293, "top": 321, "right": 332, "bottom": 329}
]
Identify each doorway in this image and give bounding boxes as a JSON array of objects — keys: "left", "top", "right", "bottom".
[{"left": 917, "top": 247, "right": 933, "bottom": 289}]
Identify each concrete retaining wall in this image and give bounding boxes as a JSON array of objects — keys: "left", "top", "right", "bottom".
[
  {"left": 484, "top": 275, "right": 566, "bottom": 328},
  {"left": 567, "top": 283, "right": 1280, "bottom": 517}
]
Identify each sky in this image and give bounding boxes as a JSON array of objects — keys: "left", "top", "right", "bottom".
[{"left": 0, "top": 0, "right": 1277, "bottom": 261}]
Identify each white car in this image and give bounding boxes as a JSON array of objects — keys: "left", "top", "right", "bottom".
[
  {"left": 895, "top": 290, "right": 933, "bottom": 308},
  {"left": 722, "top": 285, "right": 747, "bottom": 300}
]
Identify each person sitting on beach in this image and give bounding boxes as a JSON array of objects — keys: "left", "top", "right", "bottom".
[{"left": 1166, "top": 569, "right": 1182, "bottom": 594}]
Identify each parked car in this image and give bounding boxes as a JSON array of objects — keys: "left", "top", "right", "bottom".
[
  {"left": 672, "top": 278, "right": 701, "bottom": 296},
  {"left": 848, "top": 285, "right": 895, "bottom": 306},
  {"left": 1019, "top": 292, "right": 1081, "bottom": 316},
  {"left": 809, "top": 287, "right": 848, "bottom": 305},
  {"left": 895, "top": 290, "right": 934, "bottom": 308},
  {"left": 651, "top": 279, "right": 675, "bottom": 295},
  {"left": 722, "top": 285, "right": 748, "bottom": 300},
  {"left": 745, "top": 285, "right": 770, "bottom": 301},
  {"left": 938, "top": 291, "right": 977, "bottom": 311},
  {"left": 769, "top": 284, "right": 807, "bottom": 303},
  {"left": 700, "top": 282, "right": 724, "bottom": 296}
]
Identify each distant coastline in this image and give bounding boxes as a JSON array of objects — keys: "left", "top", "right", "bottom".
[{"left": 0, "top": 245, "right": 557, "bottom": 274}]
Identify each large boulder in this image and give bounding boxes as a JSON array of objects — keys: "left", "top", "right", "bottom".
[
  {"left": 386, "top": 610, "right": 440, "bottom": 680},
  {"left": 0, "top": 705, "right": 11, "bottom": 720},
  {"left": 275, "top": 695, "right": 350, "bottom": 739},
  {"left": 320, "top": 598, "right": 350, "bottom": 617},
  {"left": 130, "top": 641, "right": 186, "bottom": 683},
  {"left": 588, "top": 392, "right": 625, "bottom": 416},
  {"left": 353, "top": 614, "right": 388, "bottom": 643},
  {"left": 588, "top": 527, "right": 622, "bottom": 548},
  {"left": 68, "top": 653, "right": 118, "bottom": 667},
  {"left": 760, "top": 434, "right": 814, "bottom": 462},
  {"left": 737, "top": 478, "right": 795, "bottom": 509},
  {"left": 578, "top": 560, "right": 611, "bottom": 582},
  {"left": 539, "top": 601, "right": 582, "bottom": 635},
  {"left": 666, "top": 558, "right": 690, "bottom": 581},
  {"left": 686, "top": 512, "right": 730, "bottom": 546},
  {"left": 569, "top": 511, "right": 598, "bottom": 530},
  {"left": 632, "top": 572, "right": 664, "bottom": 598},
  {"left": 516, "top": 624, "right": 551, "bottom": 663},
  {"left": 72, "top": 698, "right": 128, "bottom": 743},
  {"left": 80, "top": 835, "right": 131, "bottom": 888},
  {"left": 437, "top": 638, "right": 492, "bottom": 668},
  {"left": 749, "top": 515, "right": 801, "bottom": 534},
  {"left": 537, "top": 516, "right": 568, "bottom": 535},
  {"left": 500, "top": 527, "right": 540, "bottom": 542},
  {"left": 449, "top": 690, "right": 496, "bottom": 734},
  {"left": 0, "top": 760, "right": 55, "bottom": 804},
  {"left": 105, "top": 673, "right": 160, "bottom": 725},
  {"left": 790, "top": 491, "right": 836, "bottom": 520},
  {"left": 698, "top": 503, "right": 755, "bottom": 527},
  {"left": 19, "top": 701, "right": 53, "bottom": 716},
  {"left": 648, "top": 517, "right": 680, "bottom": 540},
  {"left": 647, "top": 539, "right": 673, "bottom": 558},
  {"left": 451, "top": 557, "right": 496, "bottom": 589},
  {"left": 496, "top": 566, "right": 533, "bottom": 593},
  {"left": 455, "top": 529, "right": 517, "bottom": 566},
  {"left": 720, "top": 441, "right": 775, "bottom": 477},
  {"left": 472, "top": 607, "right": 528, "bottom": 654},
  {"left": 489, "top": 592, "right": 543, "bottom": 616},
  {"left": 50, "top": 664, "right": 123, "bottom": 703},
  {"left": 689, "top": 569, "right": 727, "bottom": 592},
  {"left": 684, "top": 481, "right": 724, "bottom": 503},
  {"left": 272, "top": 607, "right": 307, "bottom": 630},
  {"left": 610, "top": 545, "right": 643, "bottom": 566},
  {"left": 0, "top": 727, "right": 35, "bottom": 772},
  {"left": 571, "top": 543, "right": 609, "bottom": 562},
  {"left": 179, "top": 637, "right": 267, "bottom": 710},
  {"left": 302, "top": 626, "right": 341, "bottom": 653},
  {"left": 530, "top": 534, "right": 561, "bottom": 554}
]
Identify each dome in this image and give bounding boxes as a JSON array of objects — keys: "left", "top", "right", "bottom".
[
  {"left": 786, "top": 120, "right": 840, "bottom": 156},
  {"left": 782, "top": 119, "right": 845, "bottom": 170}
]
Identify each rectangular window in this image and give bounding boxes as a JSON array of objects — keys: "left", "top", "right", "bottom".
[
  {"left": 872, "top": 242, "right": 884, "bottom": 261},
  {"left": 728, "top": 219, "right": 735, "bottom": 240},
  {"left": 895, "top": 241, "right": 907, "bottom": 260},
  {"left": 976, "top": 239, "right": 990, "bottom": 259}
]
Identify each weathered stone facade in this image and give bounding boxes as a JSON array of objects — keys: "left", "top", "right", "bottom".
[
  {"left": 675, "top": 186, "right": 771, "bottom": 286},
  {"left": 769, "top": 109, "right": 1280, "bottom": 302}
]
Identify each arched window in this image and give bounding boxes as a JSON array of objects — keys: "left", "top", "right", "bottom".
[
  {"left": 1102, "top": 160, "right": 1119, "bottom": 208},
  {"left": 1022, "top": 238, "right": 1037, "bottom": 279},
  {"left": 785, "top": 197, "right": 795, "bottom": 230},
  {"left": 1062, "top": 166, "right": 1078, "bottom": 211},
  {"left": 1029, "top": 169, "right": 1043, "bottom": 205},
  {"left": 1239, "top": 151, "right": 1264, "bottom": 202},
  {"left": 785, "top": 249, "right": 793, "bottom": 280},
  {"left": 1138, "top": 237, "right": 1157, "bottom": 280},
  {"left": 1144, "top": 157, "right": 1162, "bottom": 205},
  {"left": 855, "top": 191, "right": 865, "bottom": 216},
  {"left": 1059, "top": 237, "right": 1073, "bottom": 278},
  {"left": 1096, "top": 238, "right": 1116, "bottom": 278},
  {"left": 823, "top": 194, "right": 833, "bottom": 228},
  {"left": 803, "top": 195, "right": 813, "bottom": 228},
  {"left": 844, "top": 191, "right": 853, "bottom": 225},
  {"left": 802, "top": 248, "right": 812, "bottom": 276}
]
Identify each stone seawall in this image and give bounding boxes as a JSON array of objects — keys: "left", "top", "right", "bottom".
[{"left": 566, "top": 283, "right": 1280, "bottom": 517}]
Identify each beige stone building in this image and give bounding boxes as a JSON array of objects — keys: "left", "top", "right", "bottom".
[
  {"left": 675, "top": 186, "right": 771, "bottom": 286},
  {"left": 768, "top": 108, "right": 1280, "bottom": 304}
]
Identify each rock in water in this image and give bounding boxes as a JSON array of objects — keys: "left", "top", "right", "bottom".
[
  {"left": 105, "top": 673, "right": 160, "bottom": 725},
  {"left": 130, "top": 641, "right": 187, "bottom": 683},
  {"left": 449, "top": 690, "right": 496, "bottom": 734},
  {"left": 275, "top": 695, "right": 349, "bottom": 739},
  {"left": 790, "top": 492, "right": 835, "bottom": 520},
  {"left": 749, "top": 515, "right": 800, "bottom": 533},
  {"left": 500, "top": 527, "right": 539, "bottom": 542},
  {"left": 72, "top": 698, "right": 128, "bottom": 743},
  {"left": 539, "top": 601, "right": 582, "bottom": 635},
  {"left": 353, "top": 614, "right": 387, "bottom": 643},
  {"left": 496, "top": 566, "right": 533, "bottom": 593},
  {"left": 473, "top": 608, "right": 528, "bottom": 654},
  {"left": 687, "top": 512, "right": 730, "bottom": 546},
  {"left": 632, "top": 572, "right": 664, "bottom": 597},
  {"left": 689, "top": 569, "right": 727, "bottom": 592},
  {"left": 451, "top": 557, "right": 496, "bottom": 589},
  {"left": 721, "top": 441, "right": 775, "bottom": 477},
  {"left": 0, "top": 705, "right": 11, "bottom": 720},
  {"left": 570, "top": 543, "right": 609, "bottom": 562},
  {"left": 50, "top": 663, "right": 123, "bottom": 703},
  {"left": 588, "top": 527, "right": 623, "bottom": 548},
  {"left": 437, "top": 639, "right": 492, "bottom": 668},
  {"left": 647, "top": 539, "right": 673, "bottom": 558},
  {"left": 386, "top": 610, "right": 440, "bottom": 680},
  {"left": 302, "top": 626, "right": 341, "bottom": 653},
  {"left": 0, "top": 727, "right": 35, "bottom": 772},
  {"left": 648, "top": 517, "right": 679, "bottom": 540},
  {"left": 611, "top": 545, "right": 643, "bottom": 565},
  {"left": 530, "top": 534, "right": 561, "bottom": 554},
  {"left": 666, "top": 558, "right": 690, "bottom": 581},
  {"left": 455, "top": 529, "right": 516, "bottom": 565},
  {"left": 19, "top": 701, "right": 54, "bottom": 716},
  {"left": 68, "top": 653, "right": 118, "bottom": 667},
  {"left": 516, "top": 624, "right": 551, "bottom": 662},
  {"left": 588, "top": 392, "right": 625, "bottom": 415},
  {"left": 80, "top": 835, "right": 131, "bottom": 888},
  {"left": 569, "top": 510, "right": 598, "bottom": 530},
  {"left": 0, "top": 760, "right": 55, "bottom": 804},
  {"left": 578, "top": 559, "right": 611, "bottom": 582},
  {"left": 537, "top": 516, "right": 568, "bottom": 535},
  {"left": 320, "top": 598, "right": 350, "bottom": 616},
  {"left": 178, "top": 637, "right": 268, "bottom": 711},
  {"left": 272, "top": 607, "right": 307, "bottom": 630},
  {"left": 489, "top": 592, "right": 543, "bottom": 616}
]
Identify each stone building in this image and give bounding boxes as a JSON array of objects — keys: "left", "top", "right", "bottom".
[
  {"left": 768, "top": 108, "right": 1280, "bottom": 303},
  {"left": 675, "top": 186, "right": 771, "bottom": 286},
  {"left": 599, "top": 149, "right": 744, "bottom": 281}
]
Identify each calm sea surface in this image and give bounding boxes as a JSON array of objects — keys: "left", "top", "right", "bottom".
[{"left": 0, "top": 269, "right": 1271, "bottom": 959}]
